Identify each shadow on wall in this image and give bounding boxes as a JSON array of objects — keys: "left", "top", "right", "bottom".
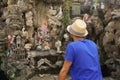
[
  {"left": 0, "top": 69, "right": 9, "bottom": 80},
  {"left": 0, "top": 57, "right": 9, "bottom": 80},
  {"left": 101, "top": 64, "right": 112, "bottom": 77}
]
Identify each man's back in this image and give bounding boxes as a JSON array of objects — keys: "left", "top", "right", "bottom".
[{"left": 65, "top": 39, "right": 103, "bottom": 80}]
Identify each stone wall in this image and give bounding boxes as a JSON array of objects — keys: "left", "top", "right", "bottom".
[
  {"left": 0, "top": 0, "right": 120, "bottom": 80},
  {"left": 84, "top": 0, "right": 120, "bottom": 79}
]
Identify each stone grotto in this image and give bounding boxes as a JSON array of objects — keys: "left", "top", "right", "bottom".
[{"left": 0, "top": 0, "right": 120, "bottom": 80}]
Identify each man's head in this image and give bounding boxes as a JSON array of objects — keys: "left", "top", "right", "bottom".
[{"left": 67, "top": 19, "right": 88, "bottom": 38}]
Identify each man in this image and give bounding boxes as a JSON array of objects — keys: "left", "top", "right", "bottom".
[{"left": 58, "top": 19, "right": 103, "bottom": 80}]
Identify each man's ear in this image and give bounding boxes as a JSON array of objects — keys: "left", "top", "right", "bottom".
[{"left": 70, "top": 34, "right": 73, "bottom": 37}]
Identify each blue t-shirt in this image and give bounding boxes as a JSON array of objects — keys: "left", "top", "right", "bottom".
[{"left": 65, "top": 39, "right": 103, "bottom": 80}]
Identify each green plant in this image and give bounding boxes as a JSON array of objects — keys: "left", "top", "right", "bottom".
[
  {"left": 61, "top": 11, "right": 70, "bottom": 27},
  {"left": 61, "top": 0, "right": 70, "bottom": 27}
]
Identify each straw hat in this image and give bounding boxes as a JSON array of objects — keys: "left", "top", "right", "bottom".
[{"left": 67, "top": 19, "right": 88, "bottom": 37}]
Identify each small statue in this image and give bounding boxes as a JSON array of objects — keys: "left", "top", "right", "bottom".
[
  {"left": 43, "top": 41, "right": 50, "bottom": 50},
  {"left": 100, "top": 2, "right": 105, "bottom": 10},
  {"left": 83, "top": 13, "right": 90, "bottom": 23},
  {"left": 7, "top": 35, "right": 13, "bottom": 56},
  {"left": 24, "top": 43, "right": 33, "bottom": 57},
  {"left": 55, "top": 6, "right": 63, "bottom": 20},
  {"left": 48, "top": 6, "right": 57, "bottom": 16},
  {"left": 16, "top": 35, "right": 22, "bottom": 48},
  {"left": 24, "top": 43, "right": 33, "bottom": 51},
  {"left": 55, "top": 40, "right": 62, "bottom": 53},
  {"left": 11, "top": 35, "right": 16, "bottom": 47},
  {"left": 64, "top": 33, "right": 69, "bottom": 41},
  {"left": 25, "top": 11, "right": 33, "bottom": 26},
  {"left": 22, "top": 27, "right": 28, "bottom": 39},
  {"left": 24, "top": 43, "right": 33, "bottom": 65}
]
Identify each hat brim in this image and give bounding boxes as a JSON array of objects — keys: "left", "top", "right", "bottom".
[{"left": 67, "top": 25, "right": 88, "bottom": 37}]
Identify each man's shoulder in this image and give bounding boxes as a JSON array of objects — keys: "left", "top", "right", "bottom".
[
  {"left": 85, "top": 39, "right": 96, "bottom": 44},
  {"left": 67, "top": 39, "right": 96, "bottom": 45},
  {"left": 68, "top": 41, "right": 77, "bottom": 46}
]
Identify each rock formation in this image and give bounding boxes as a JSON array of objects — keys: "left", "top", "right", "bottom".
[{"left": 0, "top": 0, "right": 120, "bottom": 80}]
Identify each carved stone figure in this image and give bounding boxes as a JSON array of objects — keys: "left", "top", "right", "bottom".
[
  {"left": 25, "top": 11, "right": 33, "bottom": 26},
  {"left": 24, "top": 43, "right": 33, "bottom": 59},
  {"left": 55, "top": 40, "right": 62, "bottom": 53},
  {"left": 7, "top": 35, "right": 13, "bottom": 56},
  {"left": 47, "top": 6, "right": 63, "bottom": 26},
  {"left": 48, "top": 6, "right": 57, "bottom": 16},
  {"left": 55, "top": 6, "right": 63, "bottom": 20},
  {"left": 22, "top": 27, "right": 29, "bottom": 39},
  {"left": 44, "top": 41, "right": 50, "bottom": 50},
  {"left": 16, "top": 35, "right": 22, "bottom": 48},
  {"left": 83, "top": 13, "right": 90, "bottom": 23},
  {"left": 64, "top": 33, "right": 69, "bottom": 41},
  {"left": 100, "top": 2, "right": 105, "bottom": 10}
]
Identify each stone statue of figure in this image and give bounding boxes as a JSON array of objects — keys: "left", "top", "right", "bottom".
[
  {"left": 47, "top": 6, "right": 62, "bottom": 26},
  {"left": 64, "top": 33, "right": 69, "bottom": 41},
  {"left": 22, "top": 27, "right": 28, "bottom": 39},
  {"left": 16, "top": 35, "right": 22, "bottom": 48},
  {"left": 55, "top": 40, "right": 62, "bottom": 53},
  {"left": 83, "top": 13, "right": 90, "bottom": 23},
  {"left": 55, "top": 6, "right": 63, "bottom": 20},
  {"left": 7, "top": 35, "right": 13, "bottom": 56},
  {"left": 24, "top": 42, "right": 33, "bottom": 65},
  {"left": 25, "top": 11, "right": 33, "bottom": 26},
  {"left": 100, "top": 2, "right": 105, "bottom": 10},
  {"left": 44, "top": 41, "right": 50, "bottom": 50},
  {"left": 48, "top": 6, "right": 57, "bottom": 16}
]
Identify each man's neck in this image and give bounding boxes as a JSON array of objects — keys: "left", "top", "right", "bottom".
[
  {"left": 73, "top": 37, "right": 85, "bottom": 41},
  {"left": 70, "top": 34, "right": 85, "bottom": 41}
]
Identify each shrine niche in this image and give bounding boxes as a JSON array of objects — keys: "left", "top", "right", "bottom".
[
  {"left": 0, "top": 0, "right": 65, "bottom": 79},
  {"left": 2, "top": 0, "right": 120, "bottom": 80}
]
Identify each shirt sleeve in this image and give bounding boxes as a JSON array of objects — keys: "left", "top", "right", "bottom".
[{"left": 65, "top": 44, "right": 74, "bottom": 62}]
